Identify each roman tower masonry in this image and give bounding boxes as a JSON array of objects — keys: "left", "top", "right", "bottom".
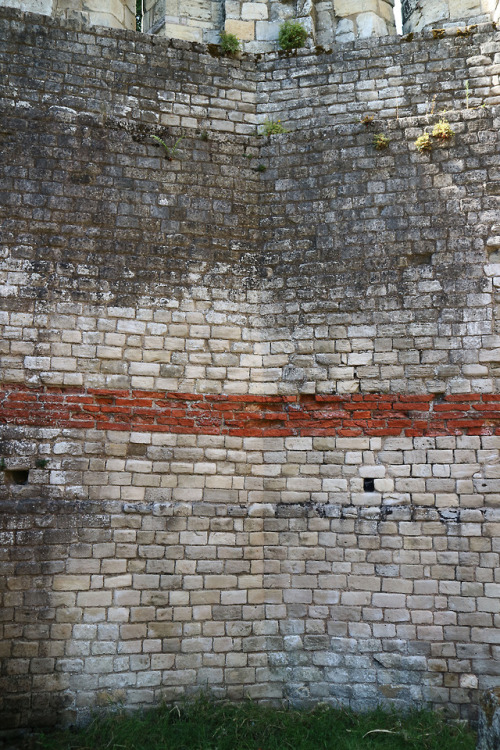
[
  {"left": 1, "top": 0, "right": 500, "bottom": 738},
  {"left": 0, "top": 0, "right": 136, "bottom": 27},
  {"left": 402, "top": 0, "right": 500, "bottom": 33},
  {"left": 141, "top": 0, "right": 397, "bottom": 50}
]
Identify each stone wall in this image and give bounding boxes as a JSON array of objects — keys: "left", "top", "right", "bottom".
[
  {"left": 0, "top": 0, "right": 135, "bottom": 28},
  {"left": 402, "top": 0, "right": 500, "bottom": 33},
  {"left": 256, "top": 20, "right": 500, "bottom": 128},
  {"left": 143, "top": 0, "right": 397, "bottom": 51},
  {"left": 1, "top": 5, "right": 500, "bottom": 734}
]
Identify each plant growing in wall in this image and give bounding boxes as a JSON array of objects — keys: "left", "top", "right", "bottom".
[
  {"left": 278, "top": 20, "right": 308, "bottom": 51},
  {"left": 414, "top": 133, "right": 432, "bottom": 153},
  {"left": 219, "top": 31, "right": 240, "bottom": 56},
  {"left": 151, "top": 135, "right": 184, "bottom": 161},
  {"left": 456, "top": 24, "right": 476, "bottom": 37},
  {"left": 432, "top": 119, "right": 454, "bottom": 141},
  {"left": 261, "top": 119, "right": 289, "bottom": 136},
  {"left": 373, "top": 133, "right": 390, "bottom": 150}
]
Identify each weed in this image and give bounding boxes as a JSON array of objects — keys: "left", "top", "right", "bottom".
[
  {"left": 200, "top": 131, "right": 209, "bottom": 141},
  {"left": 278, "top": 19, "right": 308, "bottom": 51},
  {"left": 373, "top": 133, "right": 390, "bottom": 150},
  {"left": 35, "top": 458, "right": 49, "bottom": 469},
  {"left": 432, "top": 118, "right": 454, "bottom": 140},
  {"left": 219, "top": 31, "right": 240, "bottom": 55},
  {"left": 261, "top": 119, "right": 289, "bottom": 136},
  {"left": 456, "top": 24, "right": 477, "bottom": 36},
  {"left": 256, "top": 164, "right": 267, "bottom": 172},
  {"left": 151, "top": 134, "right": 184, "bottom": 160},
  {"left": 415, "top": 132, "right": 432, "bottom": 152},
  {"left": 36, "top": 698, "right": 476, "bottom": 750},
  {"left": 361, "top": 114, "right": 375, "bottom": 126}
]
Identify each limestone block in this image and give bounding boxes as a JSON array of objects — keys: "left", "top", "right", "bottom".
[
  {"left": 335, "top": 0, "right": 379, "bottom": 14},
  {"left": 225, "top": 0, "right": 239, "bottom": 17},
  {"left": 295, "top": 13, "right": 315, "bottom": 39},
  {"left": 225, "top": 17, "right": 255, "bottom": 37},
  {"left": 356, "top": 11, "right": 388, "bottom": 36},
  {"left": 1, "top": 0, "right": 53, "bottom": 13},
  {"left": 54, "top": 0, "right": 136, "bottom": 27},
  {"left": 269, "top": 1, "right": 293, "bottom": 21},
  {"left": 255, "top": 20, "right": 280, "bottom": 40},
  {"left": 335, "top": 16, "right": 355, "bottom": 41},
  {"left": 184, "top": 0, "right": 212, "bottom": 21},
  {"left": 163, "top": 21, "right": 203, "bottom": 40},
  {"left": 449, "top": 0, "right": 486, "bottom": 16},
  {"left": 241, "top": 2, "right": 267, "bottom": 20},
  {"left": 402, "top": 0, "right": 497, "bottom": 31},
  {"left": 478, "top": 688, "right": 500, "bottom": 750},
  {"left": 315, "top": 8, "right": 334, "bottom": 45}
]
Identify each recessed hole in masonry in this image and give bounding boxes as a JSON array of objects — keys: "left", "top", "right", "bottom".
[
  {"left": 5, "top": 469, "right": 30, "bottom": 485},
  {"left": 363, "top": 478, "right": 375, "bottom": 492}
]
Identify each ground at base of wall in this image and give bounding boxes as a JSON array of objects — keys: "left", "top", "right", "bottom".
[{"left": 32, "top": 699, "right": 476, "bottom": 750}]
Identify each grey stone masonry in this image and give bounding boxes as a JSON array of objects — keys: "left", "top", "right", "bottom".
[
  {"left": 1, "top": 4, "right": 500, "bottom": 736},
  {"left": 402, "top": 0, "right": 500, "bottom": 34},
  {"left": 0, "top": 0, "right": 136, "bottom": 28},
  {"left": 477, "top": 688, "right": 500, "bottom": 750}
]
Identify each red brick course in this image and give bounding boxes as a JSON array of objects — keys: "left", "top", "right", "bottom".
[{"left": 2, "top": 386, "right": 500, "bottom": 436}]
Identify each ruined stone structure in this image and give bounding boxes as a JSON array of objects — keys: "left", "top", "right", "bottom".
[
  {"left": 0, "top": 0, "right": 136, "bottom": 28},
  {"left": 2, "top": 0, "right": 500, "bottom": 48},
  {"left": 402, "top": 0, "right": 500, "bottom": 33},
  {"left": 0, "top": 0, "right": 400, "bottom": 46},
  {"left": 142, "top": 0, "right": 397, "bottom": 50},
  {"left": 1, "top": 0, "right": 500, "bottom": 738}
]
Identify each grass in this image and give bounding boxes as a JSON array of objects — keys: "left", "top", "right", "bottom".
[{"left": 36, "top": 698, "right": 476, "bottom": 750}]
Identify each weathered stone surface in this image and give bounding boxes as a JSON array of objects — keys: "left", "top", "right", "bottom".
[
  {"left": 477, "top": 688, "right": 500, "bottom": 750},
  {"left": 0, "top": 3, "right": 500, "bottom": 736},
  {"left": 402, "top": 0, "right": 500, "bottom": 32},
  {"left": 0, "top": 0, "right": 135, "bottom": 27}
]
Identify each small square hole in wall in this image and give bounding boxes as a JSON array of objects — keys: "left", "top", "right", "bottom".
[
  {"left": 363, "top": 477, "right": 375, "bottom": 492},
  {"left": 5, "top": 469, "right": 30, "bottom": 485}
]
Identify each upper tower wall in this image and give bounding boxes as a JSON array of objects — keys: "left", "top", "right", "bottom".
[
  {"left": 402, "top": 0, "right": 500, "bottom": 32},
  {"left": 0, "top": 0, "right": 397, "bottom": 45},
  {"left": 0, "top": 0, "right": 135, "bottom": 28},
  {"left": 1, "top": 4, "right": 500, "bottom": 734},
  {"left": 142, "top": 0, "right": 397, "bottom": 50}
]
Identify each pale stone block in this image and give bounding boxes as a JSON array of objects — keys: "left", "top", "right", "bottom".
[
  {"left": 255, "top": 20, "right": 280, "bottom": 40},
  {"left": 335, "top": 0, "right": 378, "bottom": 13},
  {"left": 242, "top": 2, "right": 267, "bottom": 20},
  {"left": 163, "top": 22, "right": 203, "bottom": 41},
  {"left": 225, "top": 18, "right": 255, "bottom": 39},
  {"left": 53, "top": 576, "right": 90, "bottom": 591},
  {"left": 356, "top": 11, "right": 388, "bottom": 35},
  {"left": 2, "top": 0, "right": 53, "bottom": 14}
]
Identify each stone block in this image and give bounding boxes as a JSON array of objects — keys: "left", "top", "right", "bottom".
[
  {"left": 478, "top": 688, "right": 500, "bottom": 750},
  {"left": 225, "top": 18, "right": 255, "bottom": 39}
]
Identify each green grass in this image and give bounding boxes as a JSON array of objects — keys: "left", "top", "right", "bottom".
[{"left": 36, "top": 698, "right": 476, "bottom": 750}]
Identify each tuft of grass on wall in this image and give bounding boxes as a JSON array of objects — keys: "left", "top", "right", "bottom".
[{"left": 37, "top": 698, "right": 476, "bottom": 750}]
